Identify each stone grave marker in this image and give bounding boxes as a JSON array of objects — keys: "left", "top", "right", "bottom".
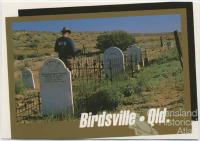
[
  {"left": 21, "top": 67, "right": 35, "bottom": 89},
  {"left": 127, "top": 45, "right": 141, "bottom": 70},
  {"left": 40, "top": 58, "right": 74, "bottom": 115},
  {"left": 103, "top": 47, "right": 125, "bottom": 78}
]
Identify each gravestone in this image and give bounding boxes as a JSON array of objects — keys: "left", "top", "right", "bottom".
[
  {"left": 40, "top": 58, "right": 74, "bottom": 115},
  {"left": 21, "top": 68, "right": 35, "bottom": 89},
  {"left": 127, "top": 45, "right": 141, "bottom": 70},
  {"left": 103, "top": 47, "right": 125, "bottom": 78}
]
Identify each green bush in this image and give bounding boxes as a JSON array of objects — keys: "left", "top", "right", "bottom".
[
  {"left": 86, "top": 87, "right": 123, "bottom": 114},
  {"left": 15, "top": 54, "right": 27, "bottom": 60},
  {"left": 44, "top": 52, "right": 51, "bottom": 56},
  {"left": 27, "top": 53, "right": 38, "bottom": 58},
  {"left": 15, "top": 79, "right": 25, "bottom": 94},
  {"left": 28, "top": 41, "right": 37, "bottom": 48},
  {"left": 96, "top": 30, "right": 135, "bottom": 51},
  {"left": 135, "top": 72, "right": 152, "bottom": 92},
  {"left": 155, "top": 48, "right": 179, "bottom": 65},
  {"left": 74, "top": 83, "right": 123, "bottom": 116},
  {"left": 121, "top": 83, "right": 135, "bottom": 97}
]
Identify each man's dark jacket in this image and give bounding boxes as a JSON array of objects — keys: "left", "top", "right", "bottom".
[{"left": 55, "top": 37, "right": 75, "bottom": 58}]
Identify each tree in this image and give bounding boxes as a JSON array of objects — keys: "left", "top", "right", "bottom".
[{"left": 96, "top": 30, "right": 135, "bottom": 51}]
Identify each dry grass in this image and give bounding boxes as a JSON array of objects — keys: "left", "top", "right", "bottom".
[
  {"left": 13, "top": 30, "right": 184, "bottom": 122},
  {"left": 13, "top": 31, "right": 177, "bottom": 91}
]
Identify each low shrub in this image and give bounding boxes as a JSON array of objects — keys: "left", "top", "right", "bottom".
[
  {"left": 122, "top": 85, "right": 134, "bottom": 97},
  {"left": 154, "top": 48, "right": 179, "bottom": 65},
  {"left": 27, "top": 53, "right": 38, "bottom": 58},
  {"left": 15, "top": 79, "right": 25, "bottom": 94},
  {"left": 44, "top": 52, "right": 51, "bottom": 56},
  {"left": 15, "top": 54, "right": 27, "bottom": 60},
  {"left": 120, "top": 80, "right": 136, "bottom": 97},
  {"left": 74, "top": 83, "right": 123, "bottom": 116},
  {"left": 132, "top": 71, "right": 153, "bottom": 93},
  {"left": 86, "top": 86, "right": 123, "bottom": 114},
  {"left": 96, "top": 30, "right": 135, "bottom": 51}
]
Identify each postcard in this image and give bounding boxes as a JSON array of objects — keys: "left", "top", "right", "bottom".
[{"left": 5, "top": 2, "right": 198, "bottom": 139}]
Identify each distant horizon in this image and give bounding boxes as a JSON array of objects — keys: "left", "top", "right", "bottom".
[
  {"left": 13, "top": 29, "right": 179, "bottom": 34},
  {"left": 12, "top": 14, "right": 181, "bottom": 33}
]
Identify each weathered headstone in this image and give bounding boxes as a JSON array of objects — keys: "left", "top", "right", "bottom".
[
  {"left": 40, "top": 58, "right": 74, "bottom": 115},
  {"left": 21, "top": 68, "right": 35, "bottom": 89},
  {"left": 127, "top": 45, "right": 141, "bottom": 71},
  {"left": 103, "top": 47, "right": 125, "bottom": 78}
]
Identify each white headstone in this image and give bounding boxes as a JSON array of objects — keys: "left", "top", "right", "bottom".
[
  {"left": 127, "top": 45, "right": 141, "bottom": 70},
  {"left": 103, "top": 47, "right": 125, "bottom": 78},
  {"left": 40, "top": 58, "right": 74, "bottom": 115},
  {"left": 21, "top": 68, "right": 35, "bottom": 89}
]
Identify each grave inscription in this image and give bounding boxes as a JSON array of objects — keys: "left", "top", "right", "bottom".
[
  {"left": 40, "top": 58, "right": 74, "bottom": 115},
  {"left": 103, "top": 47, "right": 125, "bottom": 78}
]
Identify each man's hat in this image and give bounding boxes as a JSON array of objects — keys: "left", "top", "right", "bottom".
[{"left": 61, "top": 27, "right": 71, "bottom": 34}]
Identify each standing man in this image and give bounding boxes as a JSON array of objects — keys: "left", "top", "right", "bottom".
[{"left": 55, "top": 27, "right": 75, "bottom": 71}]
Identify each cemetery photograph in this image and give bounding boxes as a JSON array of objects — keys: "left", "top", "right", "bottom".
[{"left": 11, "top": 14, "right": 184, "bottom": 123}]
